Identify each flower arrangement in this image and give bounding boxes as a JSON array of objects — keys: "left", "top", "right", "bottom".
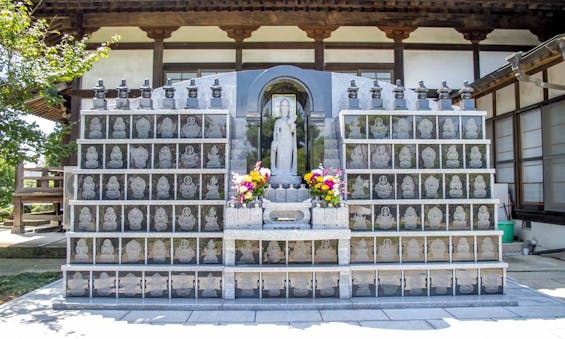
[
  {"left": 303, "top": 166, "right": 346, "bottom": 206},
  {"left": 231, "top": 161, "right": 271, "bottom": 204}
]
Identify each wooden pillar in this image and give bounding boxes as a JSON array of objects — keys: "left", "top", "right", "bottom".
[
  {"left": 378, "top": 26, "right": 415, "bottom": 84},
  {"left": 456, "top": 28, "right": 493, "bottom": 81},
  {"left": 140, "top": 27, "right": 179, "bottom": 87},
  {"left": 299, "top": 26, "right": 338, "bottom": 71},
  {"left": 219, "top": 26, "right": 259, "bottom": 71},
  {"left": 11, "top": 165, "right": 24, "bottom": 234}
]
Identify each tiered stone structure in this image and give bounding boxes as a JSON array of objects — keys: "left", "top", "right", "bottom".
[{"left": 63, "top": 70, "right": 506, "bottom": 303}]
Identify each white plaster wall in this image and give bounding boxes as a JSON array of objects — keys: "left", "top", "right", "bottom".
[
  {"left": 517, "top": 221, "right": 565, "bottom": 251},
  {"left": 404, "top": 50, "right": 473, "bottom": 88},
  {"left": 404, "top": 27, "right": 468, "bottom": 44},
  {"left": 81, "top": 50, "right": 153, "bottom": 89},
  {"left": 481, "top": 29, "right": 540, "bottom": 46},
  {"left": 519, "top": 72, "right": 544, "bottom": 108},
  {"left": 88, "top": 27, "right": 153, "bottom": 43},
  {"left": 548, "top": 61, "right": 565, "bottom": 99},
  {"left": 166, "top": 26, "right": 231, "bottom": 42},
  {"left": 476, "top": 93, "right": 494, "bottom": 118},
  {"left": 496, "top": 84, "right": 516, "bottom": 115},
  {"left": 326, "top": 27, "right": 390, "bottom": 42},
  {"left": 324, "top": 49, "right": 393, "bottom": 63},
  {"left": 479, "top": 51, "right": 511, "bottom": 77},
  {"left": 163, "top": 50, "right": 235, "bottom": 63},
  {"left": 242, "top": 49, "right": 314, "bottom": 62},
  {"left": 247, "top": 26, "right": 311, "bottom": 42}
]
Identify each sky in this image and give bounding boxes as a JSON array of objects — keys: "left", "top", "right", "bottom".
[{"left": 22, "top": 113, "right": 56, "bottom": 134}]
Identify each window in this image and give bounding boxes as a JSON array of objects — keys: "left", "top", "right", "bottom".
[
  {"left": 543, "top": 100, "right": 565, "bottom": 212},
  {"left": 494, "top": 116, "right": 515, "bottom": 201},
  {"left": 164, "top": 70, "right": 233, "bottom": 84},
  {"left": 519, "top": 109, "right": 543, "bottom": 207}
]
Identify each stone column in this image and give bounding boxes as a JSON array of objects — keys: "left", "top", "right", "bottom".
[
  {"left": 219, "top": 26, "right": 260, "bottom": 71},
  {"left": 339, "top": 271, "right": 352, "bottom": 299},
  {"left": 456, "top": 28, "right": 493, "bottom": 81},
  {"left": 299, "top": 26, "right": 338, "bottom": 71},
  {"left": 378, "top": 26, "right": 416, "bottom": 84},
  {"left": 223, "top": 271, "right": 236, "bottom": 300},
  {"left": 140, "top": 27, "right": 179, "bottom": 88}
]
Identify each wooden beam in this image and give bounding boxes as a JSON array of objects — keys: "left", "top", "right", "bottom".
[
  {"left": 455, "top": 28, "right": 493, "bottom": 81},
  {"left": 219, "top": 26, "right": 259, "bottom": 71},
  {"left": 140, "top": 27, "right": 179, "bottom": 88},
  {"left": 298, "top": 26, "right": 338, "bottom": 71},
  {"left": 378, "top": 26, "right": 416, "bottom": 84}
]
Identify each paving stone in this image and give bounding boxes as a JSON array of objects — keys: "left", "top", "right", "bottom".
[
  {"left": 121, "top": 310, "right": 190, "bottom": 323},
  {"left": 320, "top": 309, "right": 388, "bottom": 322},
  {"left": 358, "top": 320, "right": 433, "bottom": 330},
  {"left": 187, "top": 311, "right": 255, "bottom": 323},
  {"left": 504, "top": 306, "right": 565, "bottom": 318},
  {"left": 255, "top": 310, "right": 322, "bottom": 323},
  {"left": 445, "top": 307, "right": 520, "bottom": 319},
  {"left": 383, "top": 308, "right": 452, "bottom": 320}
]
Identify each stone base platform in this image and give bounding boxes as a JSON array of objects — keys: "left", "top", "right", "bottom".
[{"left": 53, "top": 294, "right": 518, "bottom": 311}]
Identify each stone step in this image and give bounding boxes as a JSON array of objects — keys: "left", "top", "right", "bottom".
[
  {"left": 324, "top": 139, "right": 338, "bottom": 147},
  {"left": 503, "top": 241, "right": 524, "bottom": 257}
]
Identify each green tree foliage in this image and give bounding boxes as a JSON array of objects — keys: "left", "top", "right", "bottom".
[{"left": 0, "top": 0, "right": 117, "bottom": 207}]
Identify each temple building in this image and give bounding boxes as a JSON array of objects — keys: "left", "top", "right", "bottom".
[{"left": 28, "top": 1, "right": 565, "bottom": 281}]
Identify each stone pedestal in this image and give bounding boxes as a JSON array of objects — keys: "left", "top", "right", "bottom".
[
  {"left": 439, "top": 99, "right": 453, "bottom": 110},
  {"left": 371, "top": 98, "right": 384, "bottom": 110},
  {"left": 161, "top": 98, "right": 176, "bottom": 109},
  {"left": 312, "top": 206, "right": 349, "bottom": 229},
  {"left": 116, "top": 99, "right": 130, "bottom": 110},
  {"left": 92, "top": 98, "right": 107, "bottom": 110},
  {"left": 139, "top": 98, "right": 153, "bottom": 109},
  {"left": 348, "top": 98, "right": 360, "bottom": 109},
  {"left": 393, "top": 99, "right": 407, "bottom": 110},
  {"left": 460, "top": 99, "right": 475, "bottom": 111},
  {"left": 416, "top": 99, "right": 430, "bottom": 110},
  {"left": 210, "top": 97, "right": 222, "bottom": 108},
  {"left": 186, "top": 98, "right": 199, "bottom": 109},
  {"left": 225, "top": 206, "right": 262, "bottom": 229}
]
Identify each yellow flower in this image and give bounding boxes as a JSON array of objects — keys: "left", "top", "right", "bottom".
[
  {"left": 316, "top": 176, "right": 323, "bottom": 183},
  {"left": 304, "top": 173, "right": 313, "bottom": 181},
  {"left": 244, "top": 191, "right": 253, "bottom": 200},
  {"left": 322, "top": 184, "right": 329, "bottom": 191},
  {"left": 325, "top": 195, "right": 332, "bottom": 201}
]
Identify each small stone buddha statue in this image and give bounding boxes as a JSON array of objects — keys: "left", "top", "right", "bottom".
[
  {"left": 129, "top": 176, "right": 146, "bottom": 199},
  {"left": 398, "top": 145, "right": 413, "bottom": 169},
  {"left": 291, "top": 241, "right": 309, "bottom": 262},
  {"left": 84, "top": 146, "right": 99, "bottom": 169},
  {"left": 406, "top": 239, "right": 421, "bottom": 261},
  {"left": 157, "top": 117, "right": 176, "bottom": 138},
  {"left": 424, "top": 175, "right": 440, "bottom": 199},
  {"left": 135, "top": 116, "right": 151, "bottom": 138},
  {"left": 179, "top": 176, "right": 197, "bottom": 199},
  {"left": 152, "top": 240, "right": 167, "bottom": 263},
  {"left": 81, "top": 176, "right": 96, "bottom": 200},
  {"left": 99, "top": 239, "right": 115, "bottom": 262},
  {"left": 371, "top": 117, "right": 388, "bottom": 138},
  {"left": 88, "top": 117, "right": 103, "bottom": 139},
  {"left": 372, "top": 145, "right": 391, "bottom": 169},
  {"left": 127, "top": 207, "right": 144, "bottom": 231},
  {"left": 455, "top": 238, "right": 472, "bottom": 261},
  {"left": 473, "top": 175, "right": 487, "bottom": 198},
  {"left": 348, "top": 119, "right": 362, "bottom": 138},
  {"left": 480, "top": 237, "right": 496, "bottom": 259},
  {"left": 477, "top": 205, "right": 491, "bottom": 229},
  {"left": 374, "top": 175, "right": 393, "bottom": 199},
  {"left": 315, "top": 240, "right": 337, "bottom": 263},
  {"left": 421, "top": 146, "right": 437, "bottom": 169},
  {"left": 400, "top": 175, "right": 416, "bottom": 199},
  {"left": 158, "top": 145, "right": 173, "bottom": 169},
  {"left": 376, "top": 206, "right": 395, "bottom": 229},
  {"left": 74, "top": 239, "right": 89, "bottom": 261},
  {"left": 402, "top": 206, "right": 419, "bottom": 230},
  {"left": 378, "top": 238, "right": 397, "bottom": 261},
  {"left": 130, "top": 146, "right": 149, "bottom": 169},
  {"left": 442, "top": 117, "right": 457, "bottom": 139},
  {"left": 427, "top": 206, "right": 443, "bottom": 229},
  {"left": 156, "top": 176, "right": 170, "bottom": 199},
  {"left": 204, "top": 207, "right": 220, "bottom": 231},
  {"left": 239, "top": 241, "right": 256, "bottom": 264},
  {"left": 180, "top": 145, "right": 200, "bottom": 168},
  {"left": 206, "top": 145, "right": 221, "bottom": 168},
  {"left": 465, "top": 118, "right": 479, "bottom": 139},
  {"left": 78, "top": 207, "right": 94, "bottom": 231},
  {"left": 469, "top": 146, "right": 483, "bottom": 168},
  {"left": 352, "top": 211, "right": 369, "bottom": 230},
  {"left": 349, "top": 145, "right": 365, "bottom": 169},
  {"left": 124, "top": 240, "right": 142, "bottom": 262},
  {"left": 205, "top": 118, "right": 223, "bottom": 138},
  {"left": 102, "top": 207, "right": 118, "bottom": 231},
  {"left": 176, "top": 239, "right": 195, "bottom": 263},
  {"left": 153, "top": 207, "right": 168, "bottom": 231},
  {"left": 107, "top": 146, "right": 124, "bottom": 169},
  {"left": 430, "top": 238, "right": 447, "bottom": 260},
  {"left": 265, "top": 241, "right": 283, "bottom": 264},
  {"left": 396, "top": 117, "right": 411, "bottom": 139},
  {"left": 202, "top": 239, "right": 219, "bottom": 264},
  {"left": 105, "top": 176, "right": 121, "bottom": 199},
  {"left": 445, "top": 145, "right": 460, "bottom": 168},
  {"left": 353, "top": 239, "right": 371, "bottom": 262},
  {"left": 351, "top": 175, "right": 368, "bottom": 199},
  {"left": 177, "top": 207, "right": 196, "bottom": 231},
  {"left": 205, "top": 176, "right": 221, "bottom": 200},
  {"left": 181, "top": 116, "right": 201, "bottom": 138},
  {"left": 418, "top": 118, "right": 434, "bottom": 139},
  {"left": 452, "top": 206, "right": 467, "bottom": 228},
  {"left": 112, "top": 117, "right": 127, "bottom": 138},
  {"left": 449, "top": 175, "right": 464, "bottom": 198}
]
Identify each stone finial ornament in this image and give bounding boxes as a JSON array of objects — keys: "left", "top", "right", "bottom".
[
  {"left": 161, "top": 78, "right": 176, "bottom": 109},
  {"left": 438, "top": 80, "right": 453, "bottom": 110},
  {"left": 415, "top": 80, "right": 430, "bottom": 110},
  {"left": 186, "top": 78, "right": 199, "bottom": 109},
  {"left": 139, "top": 78, "right": 153, "bottom": 109},
  {"left": 348, "top": 79, "right": 360, "bottom": 109},
  {"left": 458, "top": 81, "right": 476, "bottom": 110},
  {"left": 370, "top": 80, "right": 384, "bottom": 109},
  {"left": 116, "top": 79, "right": 130, "bottom": 110},
  {"left": 393, "top": 79, "right": 407, "bottom": 110},
  {"left": 92, "top": 79, "right": 107, "bottom": 110},
  {"left": 210, "top": 79, "right": 223, "bottom": 108}
]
